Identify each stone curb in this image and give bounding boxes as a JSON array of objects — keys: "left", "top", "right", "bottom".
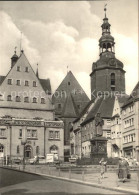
[{"left": 1, "top": 166, "right": 139, "bottom": 194}]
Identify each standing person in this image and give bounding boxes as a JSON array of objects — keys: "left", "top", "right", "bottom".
[
  {"left": 117, "top": 157, "right": 129, "bottom": 183},
  {"left": 99, "top": 158, "right": 107, "bottom": 179}
]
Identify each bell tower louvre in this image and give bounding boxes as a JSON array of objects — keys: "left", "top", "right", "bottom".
[{"left": 90, "top": 7, "right": 125, "bottom": 100}]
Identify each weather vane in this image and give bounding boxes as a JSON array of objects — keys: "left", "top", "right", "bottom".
[{"left": 104, "top": 4, "right": 107, "bottom": 17}]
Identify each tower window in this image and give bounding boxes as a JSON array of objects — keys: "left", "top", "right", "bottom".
[
  {"left": 16, "top": 80, "right": 21, "bottom": 86},
  {"left": 7, "top": 95, "right": 12, "bottom": 101},
  {"left": 7, "top": 79, "right": 12, "bottom": 85},
  {"left": 68, "top": 82, "right": 70, "bottom": 85},
  {"left": 111, "top": 73, "right": 115, "bottom": 85}
]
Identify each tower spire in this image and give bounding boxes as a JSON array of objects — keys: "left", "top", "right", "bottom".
[{"left": 36, "top": 63, "right": 39, "bottom": 78}]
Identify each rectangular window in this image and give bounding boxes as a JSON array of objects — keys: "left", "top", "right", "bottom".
[
  {"left": 55, "top": 131, "right": 60, "bottom": 139},
  {"left": 41, "top": 98, "right": 45, "bottom": 104},
  {"left": 7, "top": 79, "right": 12, "bottom": 85},
  {"left": 49, "top": 131, "right": 53, "bottom": 139},
  {"left": 27, "top": 129, "right": 37, "bottom": 138},
  {"left": 0, "top": 129, "right": 5, "bottom": 137},
  {"left": 24, "top": 97, "right": 29, "bottom": 103},
  {"left": 25, "top": 80, "right": 29, "bottom": 86},
  {"left": 106, "top": 131, "right": 111, "bottom": 138},
  {"left": 16, "top": 80, "right": 21, "bottom": 86},
  {"left": 17, "top": 66, "right": 21, "bottom": 72},
  {"left": 32, "top": 130, "right": 37, "bottom": 138},
  {"left": 25, "top": 67, "right": 29, "bottom": 72},
  {"left": 58, "top": 104, "right": 61, "bottom": 109},
  {"left": 33, "top": 81, "right": 37, "bottom": 87},
  {"left": 19, "top": 129, "right": 22, "bottom": 137},
  {"left": 7, "top": 95, "right": 12, "bottom": 101}
]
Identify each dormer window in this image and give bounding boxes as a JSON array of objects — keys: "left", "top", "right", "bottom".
[
  {"left": 25, "top": 67, "right": 29, "bottom": 72},
  {"left": 17, "top": 66, "right": 21, "bottom": 72}
]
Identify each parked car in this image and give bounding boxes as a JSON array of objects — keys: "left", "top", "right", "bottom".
[
  {"left": 69, "top": 155, "right": 77, "bottom": 163},
  {"left": 29, "top": 156, "right": 46, "bottom": 164},
  {"left": 29, "top": 156, "right": 38, "bottom": 164},
  {"left": 12, "top": 158, "right": 22, "bottom": 165}
]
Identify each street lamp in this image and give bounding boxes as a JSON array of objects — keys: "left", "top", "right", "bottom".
[{"left": 21, "top": 128, "right": 27, "bottom": 170}]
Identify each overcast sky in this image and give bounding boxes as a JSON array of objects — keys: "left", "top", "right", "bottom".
[{"left": 0, "top": 0, "right": 138, "bottom": 98}]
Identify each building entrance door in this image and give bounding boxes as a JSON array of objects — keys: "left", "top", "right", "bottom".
[
  {"left": 25, "top": 145, "right": 32, "bottom": 158},
  {"left": 0, "top": 144, "right": 4, "bottom": 158}
]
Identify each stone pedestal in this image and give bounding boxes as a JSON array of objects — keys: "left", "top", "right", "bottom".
[{"left": 90, "top": 136, "right": 108, "bottom": 159}]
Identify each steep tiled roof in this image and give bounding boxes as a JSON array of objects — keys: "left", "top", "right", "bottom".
[
  {"left": 61, "top": 93, "right": 79, "bottom": 118},
  {"left": 73, "top": 99, "right": 94, "bottom": 123},
  {"left": 52, "top": 71, "right": 90, "bottom": 116},
  {"left": 81, "top": 95, "right": 115, "bottom": 126},
  {"left": 0, "top": 76, "right": 5, "bottom": 85},
  {"left": 39, "top": 78, "right": 51, "bottom": 94},
  {"left": 122, "top": 81, "right": 139, "bottom": 108}
]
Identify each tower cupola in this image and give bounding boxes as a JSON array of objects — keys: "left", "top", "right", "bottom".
[
  {"left": 99, "top": 6, "right": 115, "bottom": 56},
  {"left": 11, "top": 47, "right": 18, "bottom": 68}
]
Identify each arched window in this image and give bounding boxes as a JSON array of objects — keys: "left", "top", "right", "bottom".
[
  {"left": 17, "top": 145, "right": 20, "bottom": 154},
  {"left": 16, "top": 96, "right": 21, "bottom": 102},
  {"left": 111, "top": 73, "right": 115, "bottom": 85},
  {"left": 36, "top": 146, "right": 39, "bottom": 155}
]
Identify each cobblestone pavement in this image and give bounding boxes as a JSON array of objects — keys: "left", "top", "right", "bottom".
[{"left": 8, "top": 164, "right": 139, "bottom": 192}]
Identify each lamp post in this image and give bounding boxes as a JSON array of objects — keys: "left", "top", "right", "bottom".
[{"left": 21, "top": 128, "right": 27, "bottom": 171}]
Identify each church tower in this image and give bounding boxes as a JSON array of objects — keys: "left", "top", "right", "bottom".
[{"left": 90, "top": 7, "right": 125, "bottom": 99}]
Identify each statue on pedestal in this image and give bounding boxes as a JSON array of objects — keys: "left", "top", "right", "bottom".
[{"left": 95, "top": 112, "right": 104, "bottom": 137}]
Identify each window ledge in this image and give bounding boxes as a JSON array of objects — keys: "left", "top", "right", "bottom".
[
  {"left": 48, "top": 138, "right": 60, "bottom": 141},
  {"left": 0, "top": 136, "right": 7, "bottom": 139},
  {"left": 27, "top": 137, "right": 38, "bottom": 140}
]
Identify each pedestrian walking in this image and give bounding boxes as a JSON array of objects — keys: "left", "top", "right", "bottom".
[
  {"left": 99, "top": 158, "right": 107, "bottom": 179},
  {"left": 117, "top": 157, "right": 130, "bottom": 183}
]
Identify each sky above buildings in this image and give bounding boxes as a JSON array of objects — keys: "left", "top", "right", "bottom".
[{"left": 0, "top": 0, "right": 138, "bottom": 98}]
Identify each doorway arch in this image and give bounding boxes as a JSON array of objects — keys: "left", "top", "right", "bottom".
[{"left": 24, "top": 145, "right": 32, "bottom": 159}]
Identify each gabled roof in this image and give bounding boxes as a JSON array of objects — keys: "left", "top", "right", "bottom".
[
  {"left": 73, "top": 99, "right": 94, "bottom": 123},
  {"left": 61, "top": 93, "right": 79, "bottom": 118},
  {"left": 52, "top": 70, "right": 90, "bottom": 116},
  {"left": 39, "top": 78, "right": 51, "bottom": 94},
  {"left": 122, "top": 81, "right": 139, "bottom": 108},
  {"left": 81, "top": 95, "right": 115, "bottom": 126}
]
